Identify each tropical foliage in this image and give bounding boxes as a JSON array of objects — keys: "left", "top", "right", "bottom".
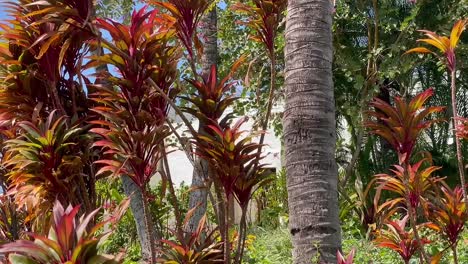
[{"left": 0, "top": 0, "right": 466, "bottom": 263}]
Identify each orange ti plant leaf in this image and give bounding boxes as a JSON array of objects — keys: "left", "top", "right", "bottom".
[
  {"left": 0, "top": 200, "right": 126, "bottom": 264},
  {"left": 365, "top": 88, "right": 444, "bottom": 164},
  {"left": 406, "top": 19, "right": 467, "bottom": 72},
  {"left": 232, "top": 0, "right": 287, "bottom": 57},
  {"left": 374, "top": 215, "right": 431, "bottom": 264}
]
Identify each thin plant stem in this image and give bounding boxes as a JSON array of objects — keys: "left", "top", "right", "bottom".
[
  {"left": 161, "top": 144, "right": 184, "bottom": 238},
  {"left": 142, "top": 190, "right": 157, "bottom": 263},
  {"left": 224, "top": 195, "right": 231, "bottom": 264},
  {"left": 451, "top": 68, "right": 468, "bottom": 206},
  {"left": 452, "top": 243, "right": 459, "bottom": 264}
]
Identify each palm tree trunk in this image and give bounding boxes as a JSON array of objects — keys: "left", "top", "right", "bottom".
[
  {"left": 283, "top": 0, "right": 341, "bottom": 263},
  {"left": 186, "top": 7, "right": 218, "bottom": 234}
]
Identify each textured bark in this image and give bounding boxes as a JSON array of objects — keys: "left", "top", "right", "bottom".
[
  {"left": 186, "top": 7, "right": 218, "bottom": 234},
  {"left": 283, "top": 0, "right": 341, "bottom": 263},
  {"left": 121, "top": 176, "right": 156, "bottom": 262}
]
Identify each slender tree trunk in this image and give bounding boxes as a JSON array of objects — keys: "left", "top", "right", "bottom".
[
  {"left": 283, "top": 1, "right": 341, "bottom": 263},
  {"left": 122, "top": 176, "right": 159, "bottom": 262},
  {"left": 186, "top": 7, "right": 218, "bottom": 234},
  {"left": 451, "top": 68, "right": 467, "bottom": 204}
]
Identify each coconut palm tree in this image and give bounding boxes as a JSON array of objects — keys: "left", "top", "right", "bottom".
[{"left": 283, "top": 0, "right": 341, "bottom": 263}]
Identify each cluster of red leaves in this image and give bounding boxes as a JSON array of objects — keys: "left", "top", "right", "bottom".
[
  {"left": 182, "top": 58, "right": 244, "bottom": 126},
  {"left": 366, "top": 88, "right": 444, "bottom": 164},
  {"left": 194, "top": 117, "right": 269, "bottom": 210},
  {"left": 375, "top": 160, "right": 443, "bottom": 212},
  {"left": 367, "top": 88, "right": 467, "bottom": 263},
  {"left": 158, "top": 215, "right": 224, "bottom": 263},
  {"left": 232, "top": 0, "right": 287, "bottom": 57},
  {"left": 426, "top": 183, "right": 467, "bottom": 246},
  {"left": 374, "top": 215, "right": 431, "bottom": 264},
  {"left": 150, "top": 0, "right": 212, "bottom": 59},
  {"left": 2, "top": 112, "right": 92, "bottom": 228},
  {"left": 89, "top": 7, "right": 179, "bottom": 190},
  {"left": 0, "top": 200, "right": 127, "bottom": 264}
]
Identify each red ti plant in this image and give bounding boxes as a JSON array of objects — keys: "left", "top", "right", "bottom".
[
  {"left": 406, "top": 19, "right": 468, "bottom": 203},
  {"left": 366, "top": 88, "right": 444, "bottom": 263},
  {"left": 158, "top": 215, "right": 224, "bottom": 263},
  {"left": 337, "top": 248, "right": 356, "bottom": 264},
  {"left": 194, "top": 117, "right": 268, "bottom": 263},
  {"left": 426, "top": 183, "right": 467, "bottom": 264},
  {"left": 182, "top": 59, "right": 245, "bottom": 126},
  {"left": 0, "top": 200, "right": 126, "bottom": 264},
  {"left": 231, "top": 0, "right": 286, "bottom": 151},
  {"left": 374, "top": 160, "right": 444, "bottom": 213},
  {"left": 89, "top": 6, "right": 180, "bottom": 263},
  {"left": 374, "top": 215, "right": 431, "bottom": 264},
  {"left": 232, "top": 0, "right": 287, "bottom": 58},
  {"left": 366, "top": 88, "right": 444, "bottom": 165},
  {"left": 0, "top": 0, "right": 95, "bottom": 118},
  {"left": 2, "top": 112, "right": 92, "bottom": 230},
  {"left": 150, "top": 0, "right": 212, "bottom": 61}
]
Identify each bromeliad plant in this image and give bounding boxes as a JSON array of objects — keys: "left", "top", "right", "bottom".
[
  {"left": 406, "top": 19, "right": 468, "bottom": 203},
  {"left": 0, "top": 200, "right": 123, "bottom": 264}
]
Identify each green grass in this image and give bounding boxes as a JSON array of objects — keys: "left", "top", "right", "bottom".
[{"left": 243, "top": 226, "right": 468, "bottom": 264}]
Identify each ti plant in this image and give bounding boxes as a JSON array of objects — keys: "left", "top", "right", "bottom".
[
  {"left": 231, "top": 0, "right": 286, "bottom": 149},
  {"left": 374, "top": 160, "right": 443, "bottom": 214},
  {"left": 2, "top": 112, "right": 92, "bottom": 230},
  {"left": 426, "top": 183, "right": 467, "bottom": 264},
  {"left": 366, "top": 88, "right": 444, "bottom": 165},
  {"left": 0, "top": 200, "right": 124, "bottom": 264},
  {"left": 367, "top": 89, "right": 447, "bottom": 263},
  {"left": 406, "top": 19, "right": 468, "bottom": 203},
  {"left": 374, "top": 215, "right": 431, "bottom": 264},
  {"left": 89, "top": 6, "right": 180, "bottom": 263},
  {"left": 158, "top": 216, "right": 224, "bottom": 263},
  {"left": 337, "top": 248, "right": 355, "bottom": 264},
  {"left": 193, "top": 117, "right": 269, "bottom": 263},
  {"left": 150, "top": 0, "right": 212, "bottom": 61},
  {"left": 232, "top": 0, "right": 287, "bottom": 58},
  {"left": 0, "top": 194, "right": 26, "bottom": 243}
]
